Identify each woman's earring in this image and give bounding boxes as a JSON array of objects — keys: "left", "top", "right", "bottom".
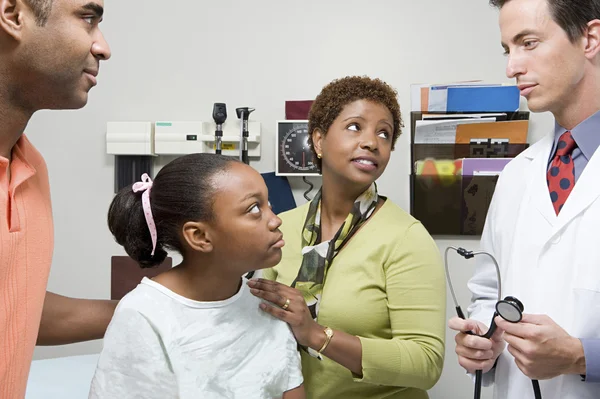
[{"left": 317, "top": 153, "right": 322, "bottom": 159}]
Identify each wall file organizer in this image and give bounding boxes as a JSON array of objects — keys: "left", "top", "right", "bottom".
[{"left": 409, "top": 111, "right": 530, "bottom": 235}]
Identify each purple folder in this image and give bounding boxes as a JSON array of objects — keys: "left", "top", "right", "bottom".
[{"left": 462, "top": 158, "right": 512, "bottom": 176}]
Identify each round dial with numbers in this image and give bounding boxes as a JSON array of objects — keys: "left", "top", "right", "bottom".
[{"left": 277, "top": 121, "right": 319, "bottom": 175}]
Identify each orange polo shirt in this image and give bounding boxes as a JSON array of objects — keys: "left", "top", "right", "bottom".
[{"left": 0, "top": 135, "right": 53, "bottom": 399}]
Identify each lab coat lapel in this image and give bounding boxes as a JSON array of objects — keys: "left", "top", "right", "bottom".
[{"left": 526, "top": 134, "right": 556, "bottom": 226}]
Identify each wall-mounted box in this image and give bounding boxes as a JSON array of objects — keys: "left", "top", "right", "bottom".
[
  {"left": 106, "top": 121, "right": 154, "bottom": 155},
  {"left": 154, "top": 121, "right": 204, "bottom": 155}
]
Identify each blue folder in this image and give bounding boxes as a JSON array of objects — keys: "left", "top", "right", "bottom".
[
  {"left": 446, "top": 86, "right": 520, "bottom": 112},
  {"left": 261, "top": 172, "right": 297, "bottom": 215}
]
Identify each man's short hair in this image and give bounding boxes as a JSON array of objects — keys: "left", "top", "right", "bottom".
[
  {"left": 24, "top": 0, "right": 53, "bottom": 26},
  {"left": 490, "top": 0, "right": 600, "bottom": 42}
]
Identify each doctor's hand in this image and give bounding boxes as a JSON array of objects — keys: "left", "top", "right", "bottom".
[
  {"left": 247, "top": 278, "right": 322, "bottom": 348},
  {"left": 495, "top": 314, "right": 586, "bottom": 380},
  {"left": 449, "top": 316, "right": 506, "bottom": 374}
]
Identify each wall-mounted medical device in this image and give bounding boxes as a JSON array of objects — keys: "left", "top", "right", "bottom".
[
  {"left": 106, "top": 121, "right": 154, "bottom": 155},
  {"left": 198, "top": 120, "right": 261, "bottom": 158},
  {"left": 154, "top": 121, "right": 204, "bottom": 155},
  {"left": 106, "top": 120, "right": 261, "bottom": 158},
  {"left": 105, "top": 121, "right": 155, "bottom": 193},
  {"left": 275, "top": 120, "right": 319, "bottom": 176}
]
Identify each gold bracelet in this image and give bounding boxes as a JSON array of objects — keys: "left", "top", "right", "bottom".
[{"left": 318, "top": 327, "right": 334, "bottom": 354}]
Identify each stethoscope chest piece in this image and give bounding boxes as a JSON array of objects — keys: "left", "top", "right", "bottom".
[{"left": 496, "top": 296, "right": 524, "bottom": 323}]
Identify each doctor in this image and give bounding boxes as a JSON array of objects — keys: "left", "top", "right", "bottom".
[{"left": 448, "top": 0, "right": 600, "bottom": 398}]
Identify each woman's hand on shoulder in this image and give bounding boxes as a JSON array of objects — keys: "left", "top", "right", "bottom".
[{"left": 247, "top": 279, "right": 322, "bottom": 349}]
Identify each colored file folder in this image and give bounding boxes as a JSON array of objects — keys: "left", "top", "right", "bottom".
[
  {"left": 462, "top": 158, "right": 512, "bottom": 176},
  {"left": 455, "top": 120, "right": 529, "bottom": 144},
  {"left": 446, "top": 86, "right": 520, "bottom": 112}
]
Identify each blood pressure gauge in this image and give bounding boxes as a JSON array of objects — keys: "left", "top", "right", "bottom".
[{"left": 275, "top": 120, "right": 319, "bottom": 176}]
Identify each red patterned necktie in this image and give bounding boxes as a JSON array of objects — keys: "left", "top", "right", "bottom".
[{"left": 547, "top": 131, "right": 577, "bottom": 215}]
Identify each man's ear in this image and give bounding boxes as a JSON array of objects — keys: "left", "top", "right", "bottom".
[
  {"left": 584, "top": 19, "right": 600, "bottom": 60},
  {"left": 0, "top": 0, "right": 26, "bottom": 41},
  {"left": 182, "top": 221, "right": 214, "bottom": 253}
]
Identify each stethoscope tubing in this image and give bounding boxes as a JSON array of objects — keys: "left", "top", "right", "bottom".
[{"left": 445, "top": 246, "right": 541, "bottom": 399}]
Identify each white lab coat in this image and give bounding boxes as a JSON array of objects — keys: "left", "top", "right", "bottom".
[{"left": 467, "top": 131, "right": 600, "bottom": 399}]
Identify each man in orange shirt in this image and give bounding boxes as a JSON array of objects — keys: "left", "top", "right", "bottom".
[{"left": 0, "top": 0, "right": 116, "bottom": 397}]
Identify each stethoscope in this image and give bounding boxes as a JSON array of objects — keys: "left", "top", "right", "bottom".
[{"left": 445, "top": 246, "right": 542, "bottom": 399}]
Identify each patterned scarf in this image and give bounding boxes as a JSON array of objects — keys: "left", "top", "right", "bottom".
[{"left": 291, "top": 183, "right": 378, "bottom": 358}]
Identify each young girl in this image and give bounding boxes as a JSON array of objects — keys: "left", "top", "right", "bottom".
[{"left": 89, "top": 154, "right": 304, "bottom": 399}]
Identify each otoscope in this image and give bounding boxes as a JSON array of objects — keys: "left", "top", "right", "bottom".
[
  {"left": 236, "top": 107, "right": 255, "bottom": 165},
  {"left": 212, "top": 103, "right": 227, "bottom": 155}
]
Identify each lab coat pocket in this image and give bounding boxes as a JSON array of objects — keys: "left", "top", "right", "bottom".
[{"left": 572, "top": 288, "right": 600, "bottom": 338}]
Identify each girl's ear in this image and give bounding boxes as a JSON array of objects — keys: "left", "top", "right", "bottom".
[{"left": 182, "top": 221, "right": 213, "bottom": 253}]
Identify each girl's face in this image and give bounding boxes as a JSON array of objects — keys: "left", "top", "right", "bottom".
[
  {"left": 205, "top": 162, "right": 284, "bottom": 274},
  {"left": 312, "top": 99, "right": 394, "bottom": 189}
]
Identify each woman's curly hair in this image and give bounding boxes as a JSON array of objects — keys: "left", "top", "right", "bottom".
[{"left": 308, "top": 75, "right": 403, "bottom": 171}]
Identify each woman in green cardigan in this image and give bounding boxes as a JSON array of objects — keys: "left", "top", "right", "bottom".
[{"left": 248, "top": 76, "right": 446, "bottom": 399}]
